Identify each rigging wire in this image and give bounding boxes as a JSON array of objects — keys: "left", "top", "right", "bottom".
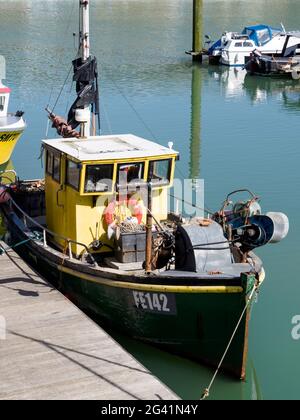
[
  {"left": 192, "top": 239, "right": 239, "bottom": 249},
  {"left": 172, "top": 164, "right": 218, "bottom": 220},
  {"left": 65, "top": 79, "right": 75, "bottom": 117},
  {"left": 101, "top": 99, "right": 113, "bottom": 134},
  {"left": 46, "top": 0, "right": 77, "bottom": 110},
  {"left": 175, "top": 164, "right": 187, "bottom": 180},
  {"left": 169, "top": 193, "right": 215, "bottom": 216},
  {"left": 101, "top": 66, "right": 158, "bottom": 141},
  {"left": 50, "top": 62, "right": 74, "bottom": 115}
]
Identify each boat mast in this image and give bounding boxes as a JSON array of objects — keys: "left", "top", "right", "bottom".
[
  {"left": 79, "top": 0, "right": 91, "bottom": 137},
  {"left": 46, "top": 0, "right": 99, "bottom": 139},
  {"left": 80, "top": 0, "right": 90, "bottom": 61}
]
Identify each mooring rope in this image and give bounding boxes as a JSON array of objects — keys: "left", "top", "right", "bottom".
[
  {"left": 200, "top": 284, "right": 258, "bottom": 401},
  {"left": 0, "top": 238, "right": 32, "bottom": 255}
]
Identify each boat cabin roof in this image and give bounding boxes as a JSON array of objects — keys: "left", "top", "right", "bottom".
[
  {"left": 242, "top": 25, "right": 281, "bottom": 46},
  {"left": 43, "top": 134, "right": 178, "bottom": 162}
]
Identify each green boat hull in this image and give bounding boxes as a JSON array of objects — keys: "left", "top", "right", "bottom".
[
  {"left": 60, "top": 268, "right": 255, "bottom": 379},
  {"left": 4, "top": 211, "right": 258, "bottom": 379}
]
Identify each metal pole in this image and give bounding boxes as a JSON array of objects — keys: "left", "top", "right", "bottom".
[
  {"left": 81, "top": 0, "right": 90, "bottom": 62},
  {"left": 145, "top": 183, "right": 153, "bottom": 274},
  {"left": 79, "top": 1, "right": 83, "bottom": 56},
  {"left": 79, "top": 0, "right": 91, "bottom": 137},
  {"left": 92, "top": 109, "right": 96, "bottom": 136},
  {"left": 68, "top": 242, "right": 73, "bottom": 260},
  {"left": 192, "top": 0, "right": 203, "bottom": 62}
]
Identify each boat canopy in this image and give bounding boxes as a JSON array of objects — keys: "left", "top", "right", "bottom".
[{"left": 242, "top": 25, "right": 281, "bottom": 46}]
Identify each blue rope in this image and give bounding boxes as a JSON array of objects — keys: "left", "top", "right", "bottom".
[{"left": 0, "top": 238, "right": 32, "bottom": 255}]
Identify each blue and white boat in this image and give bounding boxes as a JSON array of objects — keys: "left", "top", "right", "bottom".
[{"left": 208, "top": 24, "right": 300, "bottom": 67}]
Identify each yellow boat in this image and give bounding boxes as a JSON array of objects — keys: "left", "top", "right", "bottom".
[{"left": 0, "top": 80, "right": 25, "bottom": 165}]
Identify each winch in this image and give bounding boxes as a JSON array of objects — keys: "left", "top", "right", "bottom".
[
  {"left": 172, "top": 189, "right": 289, "bottom": 273},
  {"left": 215, "top": 189, "right": 289, "bottom": 253}
]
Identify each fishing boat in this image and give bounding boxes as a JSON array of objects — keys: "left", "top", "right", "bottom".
[
  {"left": 208, "top": 24, "right": 300, "bottom": 66},
  {"left": 0, "top": 1, "right": 289, "bottom": 380},
  {"left": 0, "top": 78, "right": 25, "bottom": 165},
  {"left": 245, "top": 40, "right": 300, "bottom": 79}
]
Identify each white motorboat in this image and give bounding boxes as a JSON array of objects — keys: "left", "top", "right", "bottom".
[{"left": 208, "top": 24, "right": 300, "bottom": 67}]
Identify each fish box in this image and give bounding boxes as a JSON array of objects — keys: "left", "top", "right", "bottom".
[{"left": 115, "top": 231, "right": 148, "bottom": 263}]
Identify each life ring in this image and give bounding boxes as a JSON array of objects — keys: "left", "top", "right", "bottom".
[
  {"left": 127, "top": 198, "right": 144, "bottom": 224},
  {"left": 103, "top": 198, "right": 144, "bottom": 226}
]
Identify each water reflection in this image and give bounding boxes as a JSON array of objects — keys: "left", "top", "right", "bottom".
[
  {"left": 244, "top": 74, "right": 300, "bottom": 111},
  {"left": 107, "top": 329, "right": 262, "bottom": 400},
  {"left": 207, "top": 65, "right": 300, "bottom": 112},
  {"left": 207, "top": 66, "right": 247, "bottom": 99},
  {"left": 189, "top": 64, "right": 202, "bottom": 180},
  {"left": 281, "top": 88, "right": 300, "bottom": 111}
]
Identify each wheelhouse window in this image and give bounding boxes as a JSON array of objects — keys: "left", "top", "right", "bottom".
[
  {"left": 46, "top": 149, "right": 61, "bottom": 183},
  {"left": 85, "top": 164, "right": 113, "bottom": 193},
  {"left": 0, "top": 96, "right": 5, "bottom": 112},
  {"left": 117, "top": 162, "right": 144, "bottom": 186},
  {"left": 66, "top": 159, "right": 81, "bottom": 190},
  {"left": 234, "top": 42, "right": 243, "bottom": 47},
  {"left": 46, "top": 150, "right": 53, "bottom": 175},
  {"left": 148, "top": 159, "right": 171, "bottom": 186},
  {"left": 53, "top": 154, "right": 61, "bottom": 183}
]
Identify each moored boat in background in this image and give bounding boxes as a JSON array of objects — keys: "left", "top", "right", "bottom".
[
  {"left": 245, "top": 39, "right": 300, "bottom": 79},
  {"left": 208, "top": 24, "right": 300, "bottom": 66},
  {"left": 0, "top": 78, "right": 25, "bottom": 165}
]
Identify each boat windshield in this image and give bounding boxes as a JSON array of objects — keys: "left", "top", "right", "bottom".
[{"left": 256, "top": 28, "right": 272, "bottom": 45}]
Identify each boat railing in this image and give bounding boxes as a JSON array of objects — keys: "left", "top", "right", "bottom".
[{"left": 7, "top": 196, "right": 97, "bottom": 266}]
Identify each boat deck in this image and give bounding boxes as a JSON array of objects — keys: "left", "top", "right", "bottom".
[{"left": 0, "top": 242, "right": 178, "bottom": 400}]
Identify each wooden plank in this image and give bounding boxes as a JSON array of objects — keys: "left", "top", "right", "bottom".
[
  {"left": 0, "top": 242, "right": 178, "bottom": 400},
  {"left": 104, "top": 257, "right": 144, "bottom": 271}
]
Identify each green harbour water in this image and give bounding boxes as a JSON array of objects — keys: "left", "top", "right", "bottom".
[{"left": 0, "top": 0, "right": 300, "bottom": 400}]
